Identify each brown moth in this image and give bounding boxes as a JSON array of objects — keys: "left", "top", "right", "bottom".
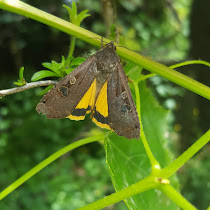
[{"left": 36, "top": 41, "right": 140, "bottom": 139}]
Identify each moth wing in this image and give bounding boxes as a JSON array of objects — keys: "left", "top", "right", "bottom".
[
  {"left": 36, "top": 57, "right": 97, "bottom": 119},
  {"left": 107, "top": 64, "right": 140, "bottom": 139}
]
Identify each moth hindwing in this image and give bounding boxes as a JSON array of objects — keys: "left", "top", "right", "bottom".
[{"left": 36, "top": 41, "right": 140, "bottom": 139}]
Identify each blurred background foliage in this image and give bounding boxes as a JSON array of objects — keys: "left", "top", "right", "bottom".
[{"left": 0, "top": 0, "right": 210, "bottom": 209}]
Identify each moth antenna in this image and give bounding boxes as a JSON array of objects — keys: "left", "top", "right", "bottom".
[
  {"left": 100, "top": 36, "right": 104, "bottom": 48},
  {"left": 78, "top": 36, "right": 110, "bottom": 47}
]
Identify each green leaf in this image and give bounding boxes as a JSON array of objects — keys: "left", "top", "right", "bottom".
[
  {"left": 76, "top": 10, "right": 90, "bottom": 25},
  {"left": 63, "top": 5, "right": 73, "bottom": 20},
  {"left": 19, "top": 67, "right": 24, "bottom": 80},
  {"left": 52, "top": 60, "right": 62, "bottom": 70},
  {"left": 13, "top": 81, "right": 25, "bottom": 86},
  {"left": 13, "top": 67, "right": 26, "bottom": 86},
  {"left": 42, "top": 62, "right": 54, "bottom": 70},
  {"left": 72, "top": 1, "right": 77, "bottom": 17},
  {"left": 39, "top": 85, "right": 53, "bottom": 95},
  {"left": 51, "top": 61, "right": 63, "bottom": 76},
  {"left": 62, "top": 55, "right": 74, "bottom": 68},
  {"left": 105, "top": 82, "right": 179, "bottom": 209},
  {"left": 70, "top": 57, "right": 86, "bottom": 66},
  {"left": 31, "top": 70, "right": 60, "bottom": 81},
  {"left": 63, "top": 3, "right": 90, "bottom": 26},
  {"left": 65, "top": 68, "right": 73, "bottom": 75},
  {"left": 124, "top": 61, "right": 136, "bottom": 74},
  {"left": 124, "top": 62, "right": 142, "bottom": 81}
]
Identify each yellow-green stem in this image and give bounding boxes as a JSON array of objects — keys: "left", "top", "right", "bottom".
[
  {"left": 0, "top": 134, "right": 105, "bottom": 200},
  {"left": 160, "top": 129, "right": 210, "bottom": 178},
  {"left": 133, "top": 81, "right": 160, "bottom": 171},
  {"left": 160, "top": 185, "right": 197, "bottom": 210},
  {"left": 78, "top": 176, "right": 158, "bottom": 210}
]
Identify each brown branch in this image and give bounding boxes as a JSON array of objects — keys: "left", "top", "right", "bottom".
[{"left": 0, "top": 80, "right": 57, "bottom": 97}]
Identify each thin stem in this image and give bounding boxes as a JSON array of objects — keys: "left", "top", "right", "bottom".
[
  {"left": 133, "top": 81, "right": 160, "bottom": 170},
  {"left": 0, "top": 0, "right": 210, "bottom": 100},
  {"left": 0, "top": 80, "right": 57, "bottom": 97},
  {"left": 66, "top": 36, "right": 76, "bottom": 67},
  {"left": 135, "top": 73, "right": 156, "bottom": 83},
  {"left": 160, "top": 185, "right": 197, "bottom": 210},
  {"left": 78, "top": 176, "right": 158, "bottom": 210},
  {"left": 135, "top": 60, "right": 210, "bottom": 84},
  {"left": 169, "top": 60, "right": 210, "bottom": 69},
  {"left": 68, "top": 37, "right": 76, "bottom": 58},
  {"left": 0, "top": 134, "right": 105, "bottom": 200},
  {"left": 159, "top": 129, "right": 210, "bottom": 178}
]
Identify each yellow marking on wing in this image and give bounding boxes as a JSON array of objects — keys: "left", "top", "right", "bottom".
[
  {"left": 67, "top": 79, "right": 96, "bottom": 120},
  {"left": 92, "top": 81, "right": 112, "bottom": 130},
  {"left": 95, "top": 81, "right": 108, "bottom": 117},
  {"left": 87, "top": 78, "right": 96, "bottom": 113},
  {"left": 92, "top": 117, "right": 111, "bottom": 130},
  {"left": 69, "top": 115, "right": 85, "bottom": 121},
  {"left": 74, "top": 79, "right": 96, "bottom": 109}
]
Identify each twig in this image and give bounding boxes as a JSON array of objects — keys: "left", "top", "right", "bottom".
[{"left": 0, "top": 80, "right": 57, "bottom": 97}]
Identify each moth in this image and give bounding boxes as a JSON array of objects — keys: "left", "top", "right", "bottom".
[{"left": 36, "top": 41, "right": 140, "bottom": 139}]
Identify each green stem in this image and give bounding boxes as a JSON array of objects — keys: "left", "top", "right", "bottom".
[
  {"left": 66, "top": 36, "right": 76, "bottom": 67},
  {"left": 169, "top": 60, "right": 210, "bottom": 69},
  {"left": 133, "top": 81, "right": 160, "bottom": 171},
  {"left": 135, "top": 60, "right": 210, "bottom": 83},
  {"left": 159, "top": 129, "right": 210, "bottom": 178},
  {"left": 160, "top": 185, "right": 197, "bottom": 210},
  {"left": 0, "top": 0, "right": 210, "bottom": 100},
  {"left": 135, "top": 73, "right": 156, "bottom": 83},
  {"left": 68, "top": 36, "right": 76, "bottom": 58},
  {"left": 78, "top": 176, "right": 158, "bottom": 210},
  {"left": 0, "top": 134, "right": 105, "bottom": 200},
  {"left": 117, "top": 48, "right": 210, "bottom": 100}
]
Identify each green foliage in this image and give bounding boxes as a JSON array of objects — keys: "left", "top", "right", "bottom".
[
  {"left": 31, "top": 56, "right": 85, "bottom": 82},
  {"left": 13, "top": 67, "right": 26, "bottom": 86},
  {"left": 0, "top": 0, "right": 209, "bottom": 210},
  {"left": 63, "top": 2, "right": 90, "bottom": 26},
  {"left": 31, "top": 56, "right": 85, "bottom": 94}
]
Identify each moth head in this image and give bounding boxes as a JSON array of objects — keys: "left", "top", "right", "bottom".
[{"left": 105, "top": 41, "right": 116, "bottom": 51}]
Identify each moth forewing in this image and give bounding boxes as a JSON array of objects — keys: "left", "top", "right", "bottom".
[{"left": 36, "top": 58, "right": 97, "bottom": 119}]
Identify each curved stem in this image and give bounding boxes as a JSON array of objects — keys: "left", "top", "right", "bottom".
[
  {"left": 78, "top": 176, "right": 158, "bottom": 210},
  {"left": 169, "top": 60, "right": 210, "bottom": 69},
  {"left": 159, "top": 129, "right": 210, "bottom": 178},
  {"left": 135, "top": 73, "right": 156, "bottom": 83},
  {"left": 0, "top": 134, "right": 105, "bottom": 200},
  {"left": 160, "top": 185, "right": 197, "bottom": 210},
  {"left": 133, "top": 81, "right": 160, "bottom": 170},
  {"left": 135, "top": 60, "right": 210, "bottom": 83}
]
